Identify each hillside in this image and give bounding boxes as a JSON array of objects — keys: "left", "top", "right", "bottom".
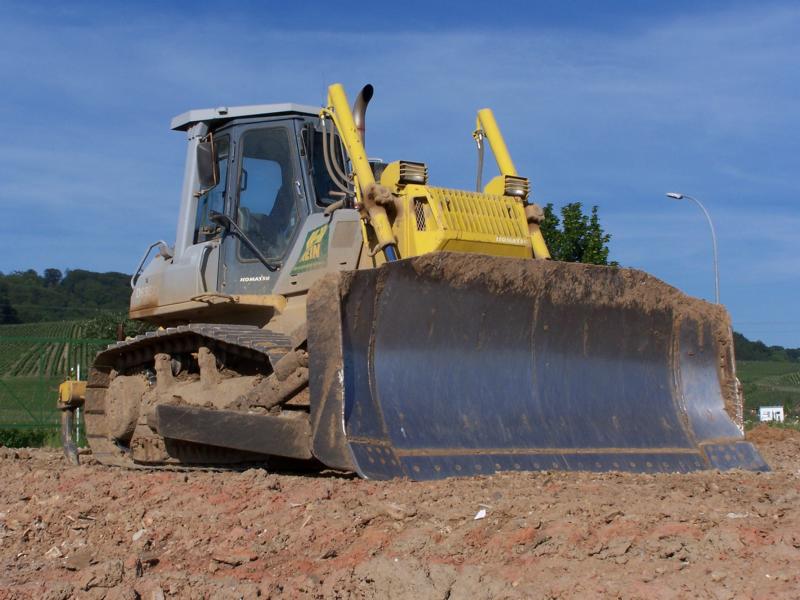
[
  {"left": 734, "top": 331, "right": 800, "bottom": 362},
  {"left": 0, "top": 268, "right": 131, "bottom": 324}
]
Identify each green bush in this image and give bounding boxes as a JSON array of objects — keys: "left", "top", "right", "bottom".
[{"left": 0, "top": 427, "right": 60, "bottom": 448}]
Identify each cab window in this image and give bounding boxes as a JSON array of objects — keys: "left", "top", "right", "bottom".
[
  {"left": 309, "top": 129, "right": 346, "bottom": 207},
  {"left": 193, "top": 135, "right": 229, "bottom": 244},
  {"left": 237, "top": 127, "right": 300, "bottom": 261}
]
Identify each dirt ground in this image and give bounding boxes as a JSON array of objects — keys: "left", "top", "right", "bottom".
[{"left": 0, "top": 426, "right": 798, "bottom": 599}]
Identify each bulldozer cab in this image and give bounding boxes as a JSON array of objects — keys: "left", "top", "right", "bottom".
[
  {"left": 192, "top": 116, "right": 345, "bottom": 297},
  {"left": 128, "top": 102, "right": 368, "bottom": 326},
  {"left": 125, "top": 104, "right": 360, "bottom": 320},
  {"left": 214, "top": 122, "right": 303, "bottom": 295}
]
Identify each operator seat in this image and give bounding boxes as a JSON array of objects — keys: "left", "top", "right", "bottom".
[{"left": 237, "top": 182, "right": 296, "bottom": 260}]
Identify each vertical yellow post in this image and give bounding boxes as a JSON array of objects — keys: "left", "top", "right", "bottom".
[
  {"left": 327, "top": 84, "right": 375, "bottom": 190},
  {"left": 325, "top": 83, "right": 397, "bottom": 259},
  {"left": 476, "top": 108, "right": 517, "bottom": 176}
]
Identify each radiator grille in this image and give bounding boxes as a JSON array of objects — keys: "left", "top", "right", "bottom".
[{"left": 427, "top": 188, "right": 528, "bottom": 238}]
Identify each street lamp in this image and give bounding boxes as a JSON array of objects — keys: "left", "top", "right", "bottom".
[{"left": 665, "top": 192, "right": 720, "bottom": 304}]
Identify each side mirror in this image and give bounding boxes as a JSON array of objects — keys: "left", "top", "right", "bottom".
[{"left": 197, "top": 137, "right": 219, "bottom": 189}]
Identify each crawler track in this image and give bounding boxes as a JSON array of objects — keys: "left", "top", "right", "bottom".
[{"left": 84, "top": 324, "right": 296, "bottom": 469}]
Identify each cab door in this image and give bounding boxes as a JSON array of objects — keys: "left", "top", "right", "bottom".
[
  {"left": 190, "top": 133, "right": 230, "bottom": 295},
  {"left": 219, "top": 123, "right": 308, "bottom": 295},
  {"left": 145, "top": 132, "right": 232, "bottom": 310}
]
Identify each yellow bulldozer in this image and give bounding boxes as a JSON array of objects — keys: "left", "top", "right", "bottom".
[{"left": 58, "top": 83, "right": 767, "bottom": 478}]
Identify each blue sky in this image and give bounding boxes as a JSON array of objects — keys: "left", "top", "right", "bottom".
[{"left": 1, "top": 1, "right": 798, "bottom": 345}]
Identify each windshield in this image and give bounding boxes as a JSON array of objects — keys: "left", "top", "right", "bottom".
[{"left": 236, "top": 127, "right": 300, "bottom": 261}]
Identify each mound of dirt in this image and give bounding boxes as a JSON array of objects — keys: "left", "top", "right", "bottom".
[{"left": 1, "top": 428, "right": 798, "bottom": 599}]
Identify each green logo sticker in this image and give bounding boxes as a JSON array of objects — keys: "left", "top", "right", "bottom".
[{"left": 290, "top": 224, "right": 330, "bottom": 275}]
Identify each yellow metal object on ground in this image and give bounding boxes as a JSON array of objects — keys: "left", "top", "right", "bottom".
[
  {"left": 58, "top": 380, "right": 86, "bottom": 409},
  {"left": 58, "top": 379, "right": 85, "bottom": 466}
]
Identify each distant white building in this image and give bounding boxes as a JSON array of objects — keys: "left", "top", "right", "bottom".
[{"left": 759, "top": 406, "right": 784, "bottom": 423}]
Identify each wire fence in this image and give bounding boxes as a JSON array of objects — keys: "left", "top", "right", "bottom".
[{"left": 0, "top": 335, "right": 113, "bottom": 433}]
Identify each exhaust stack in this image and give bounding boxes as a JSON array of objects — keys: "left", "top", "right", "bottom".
[{"left": 352, "top": 84, "right": 374, "bottom": 147}]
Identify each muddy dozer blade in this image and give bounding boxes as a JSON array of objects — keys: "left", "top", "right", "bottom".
[{"left": 307, "top": 253, "right": 768, "bottom": 480}]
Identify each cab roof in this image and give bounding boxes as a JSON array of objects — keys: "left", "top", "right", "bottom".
[{"left": 170, "top": 103, "right": 322, "bottom": 131}]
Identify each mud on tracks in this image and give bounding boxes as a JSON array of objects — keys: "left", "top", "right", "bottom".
[{"left": 0, "top": 427, "right": 798, "bottom": 599}]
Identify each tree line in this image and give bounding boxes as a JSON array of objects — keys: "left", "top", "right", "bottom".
[
  {"left": 734, "top": 332, "right": 800, "bottom": 363},
  {"left": 0, "top": 269, "right": 131, "bottom": 324}
]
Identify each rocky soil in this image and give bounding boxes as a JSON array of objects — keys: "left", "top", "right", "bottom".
[{"left": 1, "top": 425, "right": 798, "bottom": 599}]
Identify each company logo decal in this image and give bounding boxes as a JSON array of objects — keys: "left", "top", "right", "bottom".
[
  {"left": 238, "top": 275, "right": 271, "bottom": 283},
  {"left": 290, "top": 224, "right": 330, "bottom": 275}
]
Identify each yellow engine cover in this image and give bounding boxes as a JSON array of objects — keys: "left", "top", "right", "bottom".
[{"left": 390, "top": 184, "right": 534, "bottom": 260}]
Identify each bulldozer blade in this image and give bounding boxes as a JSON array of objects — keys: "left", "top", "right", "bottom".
[{"left": 307, "top": 253, "right": 768, "bottom": 480}]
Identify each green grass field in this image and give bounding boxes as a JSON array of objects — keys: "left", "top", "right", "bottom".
[{"left": 0, "top": 377, "right": 62, "bottom": 427}]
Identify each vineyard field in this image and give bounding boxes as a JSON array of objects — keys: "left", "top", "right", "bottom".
[
  {"left": 0, "top": 321, "right": 113, "bottom": 430},
  {"left": 738, "top": 360, "right": 800, "bottom": 424},
  {"left": 0, "top": 321, "right": 111, "bottom": 378}
]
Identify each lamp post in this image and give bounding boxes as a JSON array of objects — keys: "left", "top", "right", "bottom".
[{"left": 665, "top": 192, "right": 720, "bottom": 304}]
